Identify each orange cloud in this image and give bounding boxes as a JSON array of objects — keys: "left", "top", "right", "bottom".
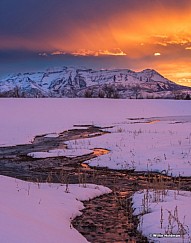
[
  {"left": 39, "top": 48, "right": 127, "bottom": 57},
  {"left": 72, "top": 48, "right": 127, "bottom": 56},
  {"left": 51, "top": 51, "right": 66, "bottom": 55},
  {"left": 106, "top": 6, "right": 191, "bottom": 56}
]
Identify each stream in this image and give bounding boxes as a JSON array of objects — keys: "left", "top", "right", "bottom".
[{"left": 0, "top": 125, "right": 191, "bottom": 242}]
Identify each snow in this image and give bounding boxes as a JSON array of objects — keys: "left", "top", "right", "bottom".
[
  {"left": 66, "top": 117, "right": 191, "bottom": 176},
  {"left": 133, "top": 189, "right": 191, "bottom": 243},
  {"left": 0, "top": 99, "right": 191, "bottom": 177},
  {"left": 76, "top": 69, "right": 140, "bottom": 86},
  {"left": 0, "top": 175, "right": 111, "bottom": 243},
  {"left": 44, "top": 133, "right": 59, "bottom": 138},
  {"left": 28, "top": 148, "right": 93, "bottom": 158},
  {"left": 59, "top": 114, "right": 191, "bottom": 176},
  {"left": 0, "top": 98, "right": 190, "bottom": 147},
  {"left": 0, "top": 98, "right": 191, "bottom": 242}
]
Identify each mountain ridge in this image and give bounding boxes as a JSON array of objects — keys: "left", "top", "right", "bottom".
[{"left": 0, "top": 67, "right": 190, "bottom": 99}]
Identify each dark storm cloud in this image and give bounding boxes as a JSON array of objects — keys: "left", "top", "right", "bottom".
[
  {"left": 0, "top": 0, "right": 190, "bottom": 39},
  {"left": 1, "top": 0, "right": 191, "bottom": 86}
]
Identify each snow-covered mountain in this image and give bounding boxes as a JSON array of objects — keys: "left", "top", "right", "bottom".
[{"left": 0, "top": 67, "right": 190, "bottom": 99}]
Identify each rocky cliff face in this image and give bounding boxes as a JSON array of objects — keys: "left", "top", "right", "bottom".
[{"left": 0, "top": 67, "right": 190, "bottom": 98}]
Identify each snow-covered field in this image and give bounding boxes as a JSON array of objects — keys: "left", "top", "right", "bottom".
[
  {"left": 133, "top": 189, "right": 191, "bottom": 243},
  {"left": 0, "top": 98, "right": 191, "bottom": 242},
  {"left": 0, "top": 175, "right": 111, "bottom": 243},
  {"left": 0, "top": 98, "right": 190, "bottom": 146},
  {"left": 30, "top": 118, "right": 191, "bottom": 176},
  {"left": 7, "top": 99, "right": 189, "bottom": 177},
  {"left": 63, "top": 116, "right": 191, "bottom": 176}
]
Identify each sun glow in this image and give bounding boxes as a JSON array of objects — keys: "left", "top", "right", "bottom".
[{"left": 2, "top": 1, "right": 191, "bottom": 87}]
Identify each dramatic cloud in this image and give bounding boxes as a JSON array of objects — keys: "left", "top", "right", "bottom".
[
  {"left": 1, "top": 0, "right": 191, "bottom": 86},
  {"left": 40, "top": 48, "right": 127, "bottom": 57}
]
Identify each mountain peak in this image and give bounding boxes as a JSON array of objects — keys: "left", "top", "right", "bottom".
[{"left": 141, "top": 68, "right": 163, "bottom": 76}]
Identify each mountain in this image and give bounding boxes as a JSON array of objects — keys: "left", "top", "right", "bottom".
[{"left": 0, "top": 67, "right": 191, "bottom": 99}]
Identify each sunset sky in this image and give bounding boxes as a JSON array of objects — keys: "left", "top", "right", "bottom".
[{"left": 1, "top": 0, "right": 191, "bottom": 86}]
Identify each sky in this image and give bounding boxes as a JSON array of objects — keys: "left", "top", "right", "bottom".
[{"left": 1, "top": 0, "right": 191, "bottom": 86}]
